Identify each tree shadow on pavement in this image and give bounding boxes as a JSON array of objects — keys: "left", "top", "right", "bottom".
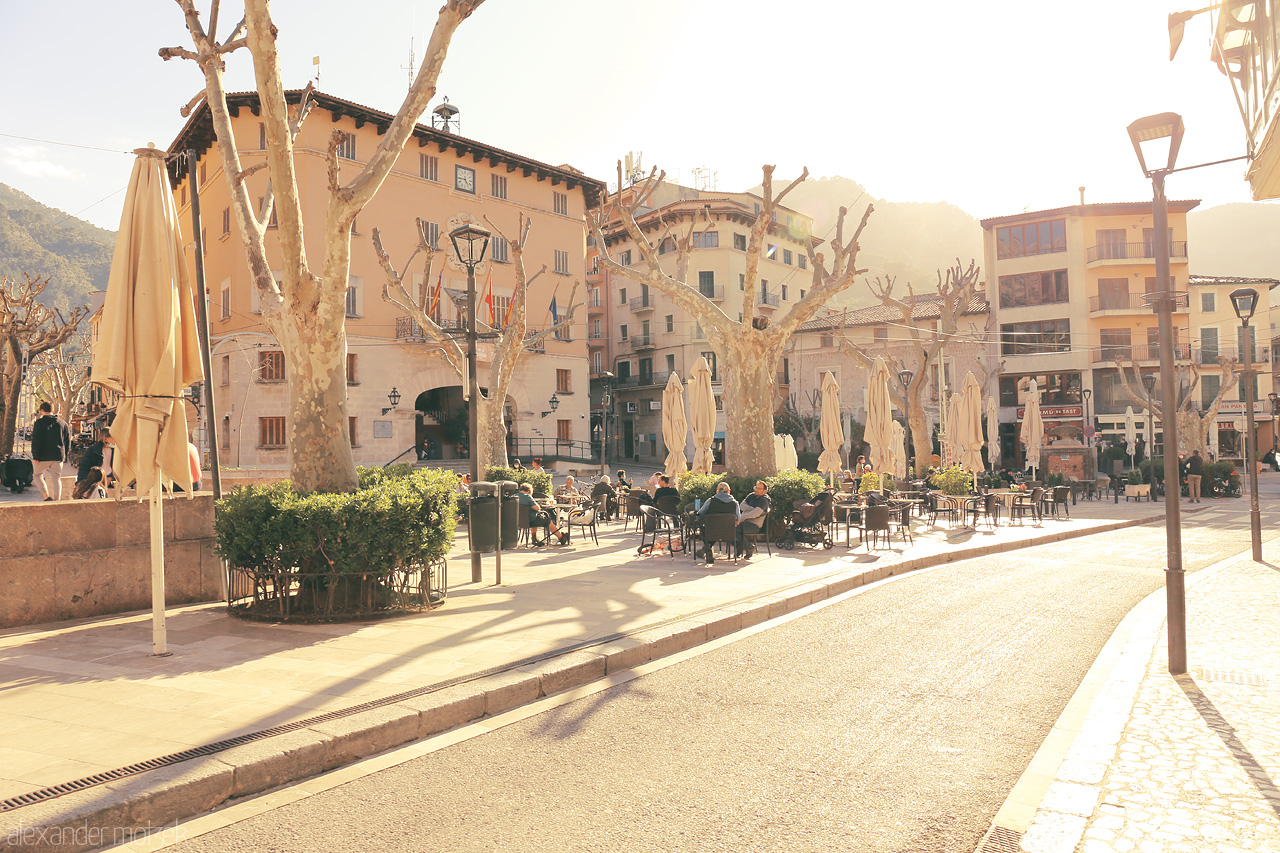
[{"left": 1177, "top": 674, "right": 1280, "bottom": 818}]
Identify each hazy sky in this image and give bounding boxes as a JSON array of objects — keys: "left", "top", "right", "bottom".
[{"left": 0, "top": 0, "right": 1269, "bottom": 232}]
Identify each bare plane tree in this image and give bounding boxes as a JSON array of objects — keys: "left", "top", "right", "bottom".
[
  {"left": 32, "top": 330, "right": 93, "bottom": 423},
  {"left": 836, "top": 261, "right": 982, "bottom": 468},
  {"left": 1114, "top": 356, "right": 1238, "bottom": 458},
  {"left": 588, "top": 163, "right": 873, "bottom": 476},
  {"left": 0, "top": 274, "right": 87, "bottom": 457},
  {"left": 372, "top": 215, "right": 580, "bottom": 470},
  {"left": 159, "top": 0, "right": 485, "bottom": 492}
]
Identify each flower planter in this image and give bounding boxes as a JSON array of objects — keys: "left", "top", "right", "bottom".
[{"left": 1125, "top": 484, "right": 1150, "bottom": 498}]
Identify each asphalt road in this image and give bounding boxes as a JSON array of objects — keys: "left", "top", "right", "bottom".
[{"left": 169, "top": 510, "right": 1255, "bottom": 853}]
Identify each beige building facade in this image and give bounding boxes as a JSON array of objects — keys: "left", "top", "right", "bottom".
[
  {"left": 983, "top": 200, "right": 1278, "bottom": 467},
  {"left": 587, "top": 183, "right": 815, "bottom": 468},
  {"left": 166, "top": 91, "right": 604, "bottom": 470}
]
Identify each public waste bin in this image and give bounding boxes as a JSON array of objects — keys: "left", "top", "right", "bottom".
[
  {"left": 469, "top": 482, "right": 499, "bottom": 553},
  {"left": 498, "top": 481, "right": 520, "bottom": 549}
]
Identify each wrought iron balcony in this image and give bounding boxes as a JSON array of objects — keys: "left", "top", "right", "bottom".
[{"left": 1085, "top": 241, "right": 1188, "bottom": 264}]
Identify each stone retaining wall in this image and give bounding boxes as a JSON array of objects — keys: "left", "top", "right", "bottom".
[{"left": 0, "top": 495, "right": 221, "bottom": 629}]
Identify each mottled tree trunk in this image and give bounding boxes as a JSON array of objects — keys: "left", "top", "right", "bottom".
[
  {"left": 718, "top": 339, "right": 781, "bottom": 476},
  {"left": 476, "top": 394, "right": 506, "bottom": 472},
  {"left": 277, "top": 319, "right": 357, "bottom": 491},
  {"left": 0, "top": 348, "right": 19, "bottom": 458}
]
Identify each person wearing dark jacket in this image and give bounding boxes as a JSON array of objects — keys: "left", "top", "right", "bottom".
[
  {"left": 696, "top": 481, "right": 740, "bottom": 564},
  {"left": 30, "top": 402, "right": 70, "bottom": 501},
  {"left": 1185, "top": 450, "right": 1204, "bottom": 503},
  {"left": 652, "top": 475, "right": 680, "bottom": 506},
  {"left": 736, "top": 480, "right": 771, "bottom": 558},
  {"left": 77, "top": 428, "right": 117, "bottom": 489}
]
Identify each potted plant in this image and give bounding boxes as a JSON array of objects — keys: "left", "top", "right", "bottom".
[{"left": 1125, "top": 468, "right": 1150, "bottom": 498}]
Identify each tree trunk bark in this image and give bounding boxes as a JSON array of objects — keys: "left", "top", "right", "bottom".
[
  {"left": 719, "top": 339, "right": 780, "bottom": 477},
  {"left": 0, "top": 360, "right": 19, "bottom": 458},
  {"left": 277, "top": 316, "right": 357, "bottom": 493},
  {"left": 476, "top": 394, "right": 507, "bottom": 472},
  {"left": 908, "top": 399, "right": 931, "bottom": 475}
]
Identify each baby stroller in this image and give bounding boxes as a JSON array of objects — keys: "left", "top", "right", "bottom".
[
  {"left": 776, "top": 489, "right": 836, "bottom": 550},
  {"left": 1, "top": 455, "right": 34, "bottom": 494}
]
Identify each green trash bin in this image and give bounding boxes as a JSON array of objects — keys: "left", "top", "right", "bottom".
[
  {"left": 469, "top": 482, "right": 498, "bottom": 553},
  {"left": 498, "top": 481, "right": 520, "bottom": 549}
]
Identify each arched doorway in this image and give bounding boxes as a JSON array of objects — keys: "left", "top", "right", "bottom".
[{"left": 412, "top": 386, "right": 517, "bottom": 461}]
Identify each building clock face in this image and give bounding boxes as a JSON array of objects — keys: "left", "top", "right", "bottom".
[{"left": 455, "top": 165, "right": 476, "bottom": 194}]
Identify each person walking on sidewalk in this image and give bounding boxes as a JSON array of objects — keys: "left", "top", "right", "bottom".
[
  {"left": 1185, "top": 449, "right": 1203, "bottom": 503},
  {"left": 30, "top": 402, "right": 70, "bottom": 502}
]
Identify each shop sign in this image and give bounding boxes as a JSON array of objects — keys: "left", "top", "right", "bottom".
[{"left": 1016, "top": 405, "right": 1082, "bottom": 420}]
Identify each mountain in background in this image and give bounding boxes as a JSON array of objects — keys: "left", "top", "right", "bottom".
[
  {"left": 1187, "top": 202, "right": 1280, "bottom": 278},
  {"left": 749, "top": 176, "right": 984, "bottom": 311},
  {"left": 0, "top": 183, "right": 115, "bottom": 310}
]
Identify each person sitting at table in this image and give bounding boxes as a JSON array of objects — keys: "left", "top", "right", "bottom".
[
  {"left": 616, "top": 469, "right": 632, "bottom": 489},
  {"left": 696, "top": 481, "right": 740, "bottom": 564},
  {"left": 647, "top": 470, "right": 663, "bottom": 493},
  {"left": 554, "top": 475, "right": 584, "bottom": 502},
  {"left": 456, "top": 473, "right": 472, "bottom": 495},
  {"left": 531, "top": 458, "right": 547, "bottom": 476},
  {"left": 736, "top": 480, "right": 770, "bottom": 559},
  {"left": 518, "top": 482, "right": 567, "bottom": 546},
  {"left": 652, "top": 475, "right": 680, "bottom": 506},
  {"left": 590, "top": 475, "right": 618, "bottom": 519}
]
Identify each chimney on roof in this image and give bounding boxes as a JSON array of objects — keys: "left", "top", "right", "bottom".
[
  {"left": 1079, "top": 186, "right": 1085, "bottom": 205},
  {"left": 432, "top": 98, "right": 460, "bottom": 134}
]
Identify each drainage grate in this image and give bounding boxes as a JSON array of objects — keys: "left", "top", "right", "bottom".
[
  {"left": 974, "top": 825, "right": 1023, "bottom": 853},
  {"left": 1196, "top": 666, "right": 1268, "bottom": 688}
]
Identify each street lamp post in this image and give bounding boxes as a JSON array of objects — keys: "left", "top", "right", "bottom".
[
  {"left": 898, "top": 369, "right": 914, "bottom": 478},
  {"left": 1231, "top": 287, "right": 1263, "bottom": 563},
  {"left": 449, "top": 223, "right": 491, "bottom": 583},
  {"left": 1082, "top": 387, "right": 1093, "bottom": 480},
  {"left": 1143, "top": 373, "right": 1157, "bottom": 503},
  {"left": 598, "top": 371, "right": 615, "bottom": 475},
  {"left": 1128, "top": 111, "right": 1186, "bottom": 675}
]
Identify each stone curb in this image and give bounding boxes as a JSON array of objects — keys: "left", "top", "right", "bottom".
[{"left": 0, "top": 512, "right": 1163, "bottom": 853}]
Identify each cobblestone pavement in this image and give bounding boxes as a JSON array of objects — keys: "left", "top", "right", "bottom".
[{"left": 1016, "top": 544, "right": 1280, "bottom": 853}]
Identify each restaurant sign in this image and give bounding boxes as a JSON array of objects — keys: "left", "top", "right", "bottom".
[{"left": 1016, "top": 405, "right": 1082, "bottom": 420}]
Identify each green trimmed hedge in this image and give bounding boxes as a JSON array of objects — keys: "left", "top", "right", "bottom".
[
  {"left": 485, "top": 465, "right": 551, "bottom": 496},
  {"left": 215, "top": 466, "right": 458, "bottom": 618},
  {"left": 928, "top": 466, "right": 974, "bottom": 496}
]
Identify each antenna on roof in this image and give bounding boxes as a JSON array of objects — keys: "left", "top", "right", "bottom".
[
  {"left": 402, "top": 37, "right": 416, "bottom": 90},
  {"left": 312, "top": 55, "right": 320, "bottom": 86},
  {"left": 624, "top": 151, "right": 645, "bottom": 187},
  {"left": 691, "top": 166, "right": 717, "bottom": 192}
]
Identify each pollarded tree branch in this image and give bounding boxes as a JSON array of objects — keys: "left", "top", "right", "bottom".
[{"left": 372, "top": 227, "right": 467, "bottom": 385}]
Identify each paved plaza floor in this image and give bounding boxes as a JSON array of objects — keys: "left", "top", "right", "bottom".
[{"left": 0, "top": 492, "right": 1161, "bottom": 802}]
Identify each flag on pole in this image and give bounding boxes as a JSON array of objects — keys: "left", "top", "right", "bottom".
[
  {"left": 503, "top": 281, "right": 517, "bottom": 327},
  {"left": 428, "top": 267, "right": 443, "bottom": 319},
  {"left": 545, "top": 281, "right": 560, "bottom": 328},
  {"left": 482, "top": 265, "right": 495, "bottom": 326}
]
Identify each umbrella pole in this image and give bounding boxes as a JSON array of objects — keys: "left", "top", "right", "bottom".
[{"left": 149, "top": 483, "right": 170, "bottom": 656}]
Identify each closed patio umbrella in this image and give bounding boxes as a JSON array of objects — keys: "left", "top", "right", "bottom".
[
  {"left": 945, "top": 387, "right": 965, "bottom": 467},
  {"left": 661, "top": 372, "right": 688, "bottom": 481},
  {"left": 1124, "top": 405, "right": 1137, "bottom": 466},
  {"left": 817, "top": 371, "right": 844, "bottom": 484},
  {"left": 866, "top": 356, "right": 895, "bottom": 476},
  {"left": 957, "top": 371, "right": 985, "bottom": 475},
  {"left": 1020, "top": 379, "right": 1045, "bottom": 480},
  {"left": 92, "top": 145, "right": 203, "bottom": 656},
  {"left": 783, "top": 434, "right": 798, "bottom": 471},
  {"left": 774, "top": 434, "right": 787, "bottom": 469},
  {"left": 689, "top": 356, "right": 716, "bottom": 475},
  {"left": 891, "top": 420, "right": 907, "bottom": 479}
]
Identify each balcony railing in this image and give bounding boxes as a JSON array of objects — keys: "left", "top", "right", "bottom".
[
  {"left": 1092, "top": 345, "right": 1191, "bottom": 364},
  {"left": 629, "top": 334, "right": 654, "bottom": 350},
  {"left": 629, "top": 295, "right": 654, "bottom": 312},
  {"left": 758, "top": 291, "right": 781, "bottom": 308},
  {"left": 396, "top": 316, "right": 463, "bottom": 339},
  {"left": 1195, "top": 346, "right": 1270, "bottom": 365},
  {"left": 1085, "top": 241, "right": 1188, "bottom": 264},
  {"left": 698, "top": 285, "right": 725, "bottom": 301},
  {"left": 1088, "top": 291, "right": 1190, "bottom": 314}
]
